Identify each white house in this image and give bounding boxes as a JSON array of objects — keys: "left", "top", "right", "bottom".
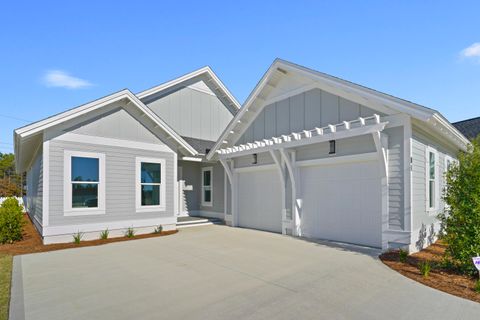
[{"left": 15, "top": 59, "right": 469, "bottom": 252}]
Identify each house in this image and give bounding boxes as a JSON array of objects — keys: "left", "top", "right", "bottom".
[
  {"left": 15, "top": 67, "right": 240, "bottom": 243},
  {"left": 207, "top": 59, "right": 469, "bottom": 252},
  {"left": 453, "top": 116, "right": 480, "bottom": 141},
  {"left": 15, "top": 59, "right": 469, "bottom": 252}
]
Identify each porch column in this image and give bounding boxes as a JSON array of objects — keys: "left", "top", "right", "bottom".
[
  {"left": 219, "top": 158, "right": 236, "bottom": 226},
  {"left": 372, "top": 131, "right": 389, "bottom": 250},
  {"left": 269, "top": 150, "right": 288, "bottom": 235},
  {"left": 280, "top": 148, "right": 302, "bottom": 237}
]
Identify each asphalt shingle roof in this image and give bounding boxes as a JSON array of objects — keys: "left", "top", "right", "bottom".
[
  {"left": 181, "top": 136, "right": 216, "bottom": 155},
  {"left": 453, "top": 117, "right": 480, "bottom": 141}
]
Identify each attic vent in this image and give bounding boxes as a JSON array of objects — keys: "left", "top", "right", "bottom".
[{"left": 276, "top": 67, "right": 287, "bottom": 75}]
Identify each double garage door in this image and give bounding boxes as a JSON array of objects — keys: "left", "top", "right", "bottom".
[{"left": 237, "top": 160, "right": 382, "bottom": 248}]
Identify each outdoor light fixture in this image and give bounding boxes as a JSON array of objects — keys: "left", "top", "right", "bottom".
[
  {"left": 329, "top": 140, "right": 336, "bottom": 154},
  {"left": 252, "top": 153, "right": 258, "bottom": 164}
]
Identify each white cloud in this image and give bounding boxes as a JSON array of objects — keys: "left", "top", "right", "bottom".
[
  {"left": 42, "top": 70, "right": 92, "bottom": 89},
  {"left": 460, "top": 42, "right": 480, "bottom": 58}
]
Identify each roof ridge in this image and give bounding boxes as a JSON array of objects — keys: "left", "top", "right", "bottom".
[{"left": 452, "top": 116, "right": 480, "bottom": 124}]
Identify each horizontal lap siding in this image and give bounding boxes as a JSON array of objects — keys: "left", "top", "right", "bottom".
[
  {"left": 48, "top": 140, "right": 175, "bottom": 226},
  {"left": 411, "top": 128, "right": 453, "bottom": 231},
  {"left": 26, "top": 150, "right": 43, "bottom": 224},
  {"left": 385, "top": 127, "right": 404, "bottom": 230}
]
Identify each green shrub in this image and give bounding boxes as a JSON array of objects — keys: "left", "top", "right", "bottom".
[
  {"left": 398, "top": 249, "right": 408, "bottom": 263},
  {"left": 419, "top": 260, "right": 431, "bottom": 278},
  {"left": 475, "top": 280, "right": 480, "bottom": 293},
  {"left": 100, "top": 229, "right": 109, "bottom": 240},
  {"left": 439, "top": 136, "right": 480, "bottom": 275},
  {"left": 125, "top": 227, "right": 135, "bottom": 238},
  {"left": 73, "top": 232, "right": 83, "bottom": 244},
  {"left": 153, "top": 225, "right": 163, "bottom": 234},
  {"left": 0, "top": 197, "right": 24, "bottom": 244}
]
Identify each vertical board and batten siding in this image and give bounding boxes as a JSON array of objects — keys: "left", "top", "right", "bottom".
[
  {"left": 145, "top": 85, "right": 234, "bottom": 141},
  {"left": 237, "top": 88, "right": 381, "bottom": 145},
  {"left": 178, "top": 160, "right": 201, "bottom": 212},
  {"left": 26, "top": 149, "right": 43, "bottom": 224},
  {"left": 48, "top": 139, "right": 175, "bottom": 226},
  {"left": 199, "top": 162, "right": 225, "bottom": 216},
  {"left": 411, "top": 125, "right": 457, "bottom": 249}
]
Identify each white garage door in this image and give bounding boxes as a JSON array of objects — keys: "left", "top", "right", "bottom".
[
  {"left": 300, "top": 160, "right": 382, "bottom": 248},
  {"left": 237, "top": 169, "right": 282, "bottom": 233}
]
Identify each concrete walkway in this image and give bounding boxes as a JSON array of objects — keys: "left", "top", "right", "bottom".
[{"left": 9, "top": 225, "right": 480, "bottom": 320}]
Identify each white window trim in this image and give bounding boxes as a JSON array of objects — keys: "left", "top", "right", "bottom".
[
  {"left": 425, "top": 146, "right": 439, "bottom": 214},
  {"left": 444, "top": 155, "right": 455, "bottom": 173},
  {"left": 64, "top": 150, "right": 106, "bottom": 216},
  {"left": 201, "top": 166, "right": 213, "bottom": 207},
  {"left": 135, "top": 157, "right": 166, "bottom": 213}
]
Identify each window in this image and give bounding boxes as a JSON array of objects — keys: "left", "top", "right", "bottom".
[
  {"left": 202, "top": 167, "right": 213, "bottom": 207},
  {"left": 136, "top": 157, "right": 166, "bottom": 212},
  {"left": 329, "top": 140, "right": 336, "bottom": 154},
  {"left": 426, "top": 147, "right": 438, "bottom": 211},
  {"left": 64, "top": 151, "right": 105, "bottom": 216},
  {"left": 444, "top": 155, "right": 455, "bottom": 172}
]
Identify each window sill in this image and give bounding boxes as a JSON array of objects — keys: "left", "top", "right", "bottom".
[
  {"left": 136, "top": 206, "right": 166, "bottom": 213},
  {"left": 64, "top": 209, "right": 106, "bottom": 217},
  {"left": 201, "top": 203, "right": 213, "bottom": 207}
]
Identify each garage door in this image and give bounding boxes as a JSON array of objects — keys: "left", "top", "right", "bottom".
[
  {"left": 237, "top": 169, "right": 282, "bottom": 233},
  {"left": 300, "top": 160, "right": 382, "bottom": 248}
]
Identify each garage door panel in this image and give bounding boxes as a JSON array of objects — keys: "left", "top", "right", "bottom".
[
  {"left": 300, "top": 161, "right": 382, "bottom": 247},
  {"left": 237, "top": 169, "right": 282, "bottom": 233}
]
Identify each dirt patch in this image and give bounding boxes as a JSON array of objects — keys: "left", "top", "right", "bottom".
[
  {"left": 380, "top": 242, "right": 480, "bottom": 303},
  {"left": 0, "top": 214, "right": 177, "bottom": 256}
]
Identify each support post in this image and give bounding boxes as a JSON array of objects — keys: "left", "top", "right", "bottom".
[
  {"left": 372, "top": 131, "right": 389, "bottom": 250},
  {"left": 279, "top": 148, "right": 301, "bottom": 237},
  {"left": 269, "top": 150, "right": 288, "bottom": 234},
  {"left": 219, "top": 158, "right": 235, "bottom": 226}
]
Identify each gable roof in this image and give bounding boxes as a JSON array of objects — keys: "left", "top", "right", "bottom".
[
  {"left": 453, "top": 116, "right": 480, "bottom": 140},
  {"left": 14, "top": 89, "right": 198, "bottom": 172},
  {"left": 137, "top": 66, "right": 241, "bottom": 114},
  {"left": 207, "top": 59, "right": 469, "bottom": 160}
]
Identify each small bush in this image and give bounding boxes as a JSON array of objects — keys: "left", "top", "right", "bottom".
[
  {"left": 0, "top": 197, "right": 25, "bottom": 244},
  {"left": 125, "top": 227, "right": 135, "bottom": 238},
  {"left": 419, "top": 260, "right": 431, "bottom": 278},
  {"left": 398, "top": 249, "right": 408, "bottom": 263},
  {"left": 153, "top": 225, "right": 163, "bottom": 234},
  {"left": 475, "top": 280, "right": 480, "bottom": 293},
  {"left": 100, "top": 229, "right": 109, "bottom": 240},
  {"left": 73, "top": 232, "right": 83, "bottom": 244}
]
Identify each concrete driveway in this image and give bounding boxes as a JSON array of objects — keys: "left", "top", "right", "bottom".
[{"left": 9, "top": 225, "right": 480, "bottom": 320}]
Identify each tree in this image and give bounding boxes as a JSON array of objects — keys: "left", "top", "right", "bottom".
[
  {"left": 439, "top": 136, "right": 480, "bottom": 275},
  {"left": 0, "top": 153, "right": 22, "bottom": 197}
]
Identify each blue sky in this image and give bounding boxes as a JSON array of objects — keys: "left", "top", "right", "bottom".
[{"left": 1, "top": 1, "right": 479, "bottom": 153}]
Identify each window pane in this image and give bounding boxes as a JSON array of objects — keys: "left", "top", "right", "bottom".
[
  {"left": 203, "top": 170, "right": 211, "bottom": 186},
  {"left": 141, "top": 162, "right": 161, "bottom": 184},
  {"left": 204, "top": 189, "right": 211, "bottom": 202},
  {"left": 72, "top": 157, "right": 99, "bottom": 182},
  {"left": 141, "top": 185, "right": 160, "bottom": 206},
  {"left": 429, "top": 180, "right": 435, "bottom": 208},
  {"left": 72, "top": 184, "right": 98, "bottom": 208},
  {"left": 429, "top": 152, "right": 435, "bottom": 179}
]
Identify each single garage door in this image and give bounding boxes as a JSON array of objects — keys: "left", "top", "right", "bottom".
[
  {"left": 237, "top": 169, "right": 282, "bottom": 233},
  {"left": 300, "top": 160, "right": 382, "bottom": 247}
]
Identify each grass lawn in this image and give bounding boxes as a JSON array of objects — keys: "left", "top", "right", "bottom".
[{"left": 0, "top": 254, "right": 12, "bottom": 320}]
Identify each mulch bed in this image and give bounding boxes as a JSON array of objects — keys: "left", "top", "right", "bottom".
[
  {"left": 380, "top": 242, "right": 480, "bottom": 303},
  {"left": 0, "top": 214, "right": 177, "bottom": 256}
]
